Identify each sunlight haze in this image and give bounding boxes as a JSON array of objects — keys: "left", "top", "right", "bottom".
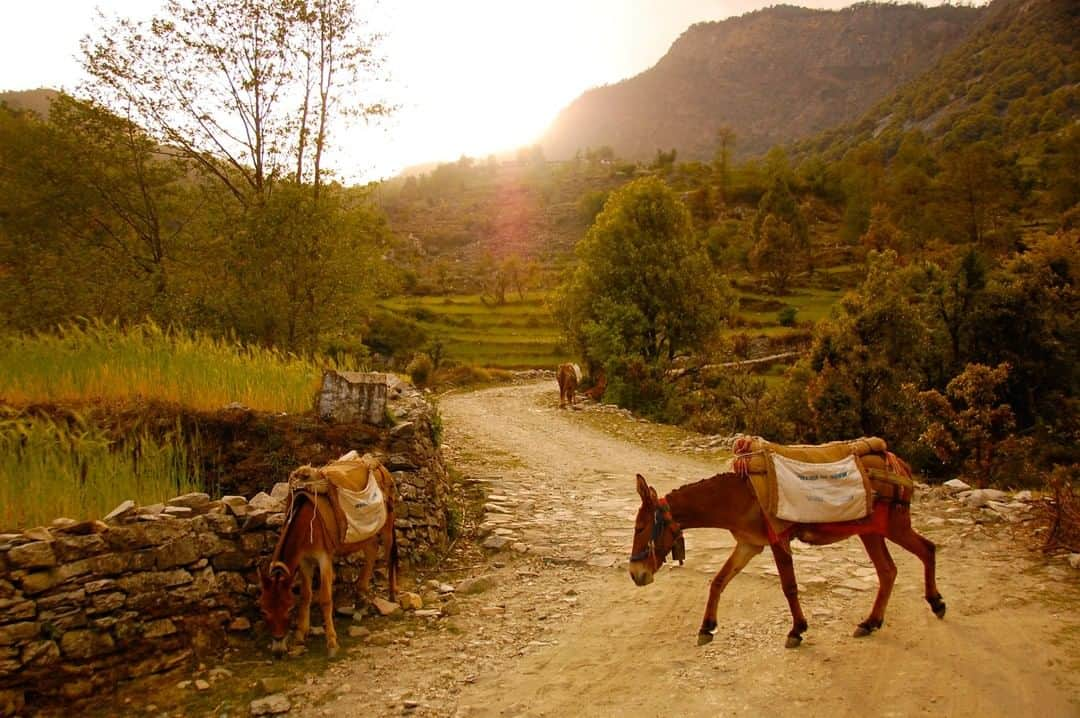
[{"left": 2, "top": 0, "right": 980, "bottom": 181}]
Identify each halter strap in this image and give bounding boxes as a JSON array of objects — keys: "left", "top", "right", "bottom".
[{"left": 629, "top": 496, "right": 682, "bottom": 563}]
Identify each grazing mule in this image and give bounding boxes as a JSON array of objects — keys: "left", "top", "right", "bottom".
[
  {"left": 628, "top": 469, "right": 945, "bottom": 647},
  {"left": 557, "top": 362, "right": 582, "bottom": 408},
  {"left": 259, "top": 457, "right": 398, "bottom": 657}
]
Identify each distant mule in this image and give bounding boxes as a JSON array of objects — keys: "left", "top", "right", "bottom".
[
  {"left": 557, "top": 363, "right": 582, "bottom": 408},
  {"left": 259, "top": 453, "right": 398, "bottom": 657},
  {"left": 628, "top": 443, "right": 945, "bottom": 648}
]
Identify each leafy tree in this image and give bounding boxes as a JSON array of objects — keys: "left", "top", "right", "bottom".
[
  {"left": 81, "top": 0, "right": 387, "bottom": 200},
  {"left": 937, "top": 141, "right": 1018, "bottom": 246},
  {"left": 806, "top": 251, "right": 928, "bottom": 445},
  {"left": 750, "top": 174, "right": 809, "bottom": 292},
  {"left": 557, "top": 176, "right": 733, "bottom": 383},
  {"left": 912, "top": 362, "right": 1030, "bottom": 486}
]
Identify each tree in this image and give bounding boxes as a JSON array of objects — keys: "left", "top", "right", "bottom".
[
  {"left": 750, "top": 175, "right": 809, "bottom": 293},
  {"left": 937, "top": 141, "right": 1017, "bottom": 246},
  {"left": 749, "top": 215, "right": 800, "bottom": 294},
  {"left": 713, "top": 127, "right": 736, "bottom": 207},
  {"left": 913, "top": 362, "right": 1028, "bottom": 486},
  {"left": 81, "top": 0, "right": 387, "bottom": 202},
  {"left": 557, "top": 176, "right": 734, "bottom": 374}
]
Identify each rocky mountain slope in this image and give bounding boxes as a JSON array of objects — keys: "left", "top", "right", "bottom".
[{"left": 540, "top": 3, "right": 984, "bottom": 161}]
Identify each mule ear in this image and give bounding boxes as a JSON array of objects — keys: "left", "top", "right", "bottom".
[{"left": 635, "top": 474, "right": 651, "bottom": 503}]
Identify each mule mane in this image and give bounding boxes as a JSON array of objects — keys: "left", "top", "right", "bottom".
[{"left": 666, "top": 472, "right": 737, "bottom": 502}]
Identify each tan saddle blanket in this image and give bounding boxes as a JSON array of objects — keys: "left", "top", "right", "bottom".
[
  {"left": 733, "top": 436, "right": 913, "bottom": 536},
  {"left": 288, "top": 452, "right": 388, "bottom": 545}
]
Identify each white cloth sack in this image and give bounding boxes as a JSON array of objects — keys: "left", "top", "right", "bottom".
[
  {"left": 338, "top": 478, "right": 387, "bottom": 543},
  {"left": 772, "top": 453, "right": 869, "bottom": 523}
]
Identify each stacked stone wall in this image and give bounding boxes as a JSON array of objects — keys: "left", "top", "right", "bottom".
[{"left": 0, "top": 378, "right": 449, "bottom": 715}]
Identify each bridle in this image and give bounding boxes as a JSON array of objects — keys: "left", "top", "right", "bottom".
[{"left": 630, "top": 496, "right": 683, "bottom": 565}]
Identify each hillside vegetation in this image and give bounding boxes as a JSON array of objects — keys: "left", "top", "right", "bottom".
[{"left": 540, "top": 2, "right": 983, "bottom": 161}]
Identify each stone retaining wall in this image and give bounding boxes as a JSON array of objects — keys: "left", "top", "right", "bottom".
[{"left": 0, "top": 378, "right": 450, "bottom": 715}]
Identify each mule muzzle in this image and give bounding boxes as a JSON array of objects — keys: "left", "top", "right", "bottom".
[{"left": 628, "top": 562, "right": 654, "bottom": 586}]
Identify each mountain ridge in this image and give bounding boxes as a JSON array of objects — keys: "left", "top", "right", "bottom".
[{"left": 540, "top": 2, "right": 985, "bottom": 161}]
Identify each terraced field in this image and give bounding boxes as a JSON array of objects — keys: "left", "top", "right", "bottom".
[
  {"left": 378, "top": 292, "right": 570, "bottom": 368},
  {"left": 378, "top": 283, "right": 846, "bottom": 369}
]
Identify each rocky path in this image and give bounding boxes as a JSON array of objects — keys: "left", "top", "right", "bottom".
[{"left": 126, "top": 380, "right": 1080, "bottom": 718}]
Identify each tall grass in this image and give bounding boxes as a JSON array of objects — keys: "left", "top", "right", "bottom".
[
  {"left": 0, "top": 320, "right": 330, "bottom": 413},
  {"left": 0, "top": 411, "right": 201, "bottom": 530}
]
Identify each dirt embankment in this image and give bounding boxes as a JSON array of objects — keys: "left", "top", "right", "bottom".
[{"left": 103, "top": 380, "right": 1080, "bottom": 718}]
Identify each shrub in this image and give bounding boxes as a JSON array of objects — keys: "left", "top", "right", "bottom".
[
  {"left": 777, "top": 306, "right": 798, "bottom": 327},
  {"left": 406, "top": 353, "right": 434, "bottom": 387}
]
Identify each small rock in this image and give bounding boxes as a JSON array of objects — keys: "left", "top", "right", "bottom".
[
  {"left": 371, "top": 597, "right": 401, "bottom": 616},
  {"left": 163, "top": 506, "right": 193, "bottom": 518},
  {"left": 482, "top": 535, "right": 511, "bottom": 551},
  {"left": 208, "top": 668, "right": 233, "bottom": 682},
  {"left": 270, "top": 483, "right": 291, "bottom": 501},
  {"left": 176, "top": 680, "right": 192, "bottom": 690},
  {"left": 398, "top": 592, "right": 423, "bottom": 610},
  {"left": 959, "top": 489, "right": 1009, "bottom": 508},
  {"left": 258, "top": 677, "right": 288, "bottom": 695},
  {"left": 456, "top": 576, "right": 495, "bottom": 595},
  {"left": 194, "top": 679, "right": 210, "bottom": 691},
  {"left": 250, "top": 493, "right": 284, "bottom": 512},
  {"left": 414, "top": 609, "right": 441, "bottom": 618},
  {"left": 348, "top": 625, "right": 371, "bottom": 639},
  {"left": 104, "top": 500, "right": 136, "bottom": 523},
  {"left": 943, "top": 479, "right": 971, "bottom": 493},
  {"left": 1013, "top": 490, "right": 1033, "bottom": 502},
  {"left": 228, "top": 617, "right": 251, "bottom": 632},
  {"left": 167, "top": 493, "right": 211, "bottom": 511},
  {"left": 1067, "top": 554, "right": 1080, "bottom": 570},
  {"left": 250, "top": 693, "right": 291, "bottom": 716}
]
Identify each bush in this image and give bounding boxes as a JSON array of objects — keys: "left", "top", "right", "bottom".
[
  {"left": 777, "top": 306, "right": 798, "bottom": 327},
  {"left": 406, "top": 353, "right": 434, "bottom": 387}
]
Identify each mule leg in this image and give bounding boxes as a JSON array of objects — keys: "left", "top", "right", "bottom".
[
  {"left": 295, "top": 563, "right": 314, "bottom": 646},
  {"left": 355, "top": 540, "right": 377, "bottom": 600},
  {"left": 887, "top": 516, "right": 946, "bottom": 618},
  {"left": 770, "top": 542, "right": 809, "bottom": 648},
  {"left": 698, "top": 541, "right": 763, "bottom": 646},
  {"left": 854, "top": 534, "right": 897, "bottom": 638},
  {"left": 317, "top": 556, "right": 339, "bottom": 658}
]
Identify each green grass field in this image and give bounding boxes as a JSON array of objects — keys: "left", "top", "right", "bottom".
[
  {"left": 0, "top": 411, "right": 201, "bottom": 530},
  {"left": 0, "top": 320, "right": 332, "bottom": 412}
]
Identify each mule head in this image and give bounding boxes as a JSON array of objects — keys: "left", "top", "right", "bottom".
[
  {"left": 628, "top": 474, "right": 683, "bottom": 587},
  {"left": 258, "top": 561, "right": 295, "bottom": 655}
]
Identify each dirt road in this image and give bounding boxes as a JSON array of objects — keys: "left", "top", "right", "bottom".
[
  {"left": 432, "top": 381, "right": 1080, "bottom": 718},
  {"left": 150, "top": 379, "right": 1079, "bottom": 717}
]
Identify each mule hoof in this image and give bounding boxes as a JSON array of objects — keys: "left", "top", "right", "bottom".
[
  {"left": 933, "top": 601, "right": 947, "bottom": 619},
  {"left": 785, "top": 634, "right": 803, "bottom": 649},
  {"left": 853, "top": 624, "right": 878, "bottom": 638},
  {"left": 327, "top": 645, "right": 339, "bottom": 659},
  {"left": 696, "top": 632, "right": 714, "bottom": 646}
]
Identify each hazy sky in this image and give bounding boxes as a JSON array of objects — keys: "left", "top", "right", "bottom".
[{"left": 0, "top": 1, "right": 972, "bottom": 181}]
